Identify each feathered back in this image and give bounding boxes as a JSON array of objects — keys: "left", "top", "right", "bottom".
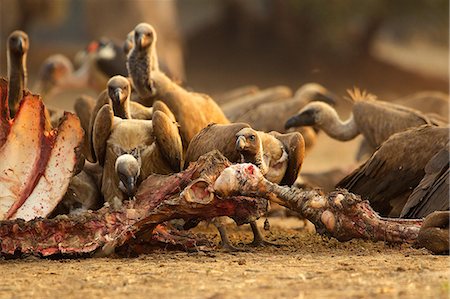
[
  {"left": 344, "top": 87, "right": 377, "bottom": 104},
  {"left": 184, "top": 123, "right": 250, "bottom": 168}
]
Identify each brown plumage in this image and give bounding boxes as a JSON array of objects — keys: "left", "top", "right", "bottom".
[
  {"left": 236, "top": 83, "right": 336, "bottom": 151},
  {"left": 84, "top": 75, "right": 153, "bottom": 162},
  {"left": 186, "top": 124, "right": 305, "bottom": 185},
  {"left": 221, "top": 86, "right": 292, "bottom": 122},
  {"left": 92, "top": 104, "right": 182, "bottom": 206},
  {"left": 400, "top": 144, "right": 449, "bottom": 219},
  {"left": 34, "top": 54, "right": 81, "bottom": 98},
  {"left": 393, "top": 91, "right": 449, "bottom": 122},
  {"left": 214, "top": 85, "right": 259, "bottom": 105},
  {"left": 285, "top": 89, "right": 442, "bottom": 158},
  {"left": 126, "top": 23, "right": 159, "bottom": 101},
  {"left": 185, "top": 123, "right": 304, "bottom": 249},
  {"left": 150, "top": 71, "right": 229, "bottom": 148},
  {"left": 7, "top": 30, "right": 29, "bottom": 117},
  {"left": 337, "top": 125, "right": 449, "bottom": 217}
]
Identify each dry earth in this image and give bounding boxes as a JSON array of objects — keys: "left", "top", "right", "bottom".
[{"left": 0, "top": 218, "right": 448, "bottom": 299}]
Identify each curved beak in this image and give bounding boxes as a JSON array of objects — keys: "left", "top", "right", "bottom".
[
  {"left": 285, "top": 111, "right": 316, "bottom": 129},
  {"left": 113, "top": 88, "right": 124, "bottom": 103},
  {"left": 137, "top": 35, "right": 148, "bottom": 50},
  {"left": 124, "top": 176, "right": 137, "bottom": 198},
  {"left": 17, "top": 37, "right": 23, "bottom": 53},
  {"left": 235, "top": 136, "right": 247, "bottom": 151}
]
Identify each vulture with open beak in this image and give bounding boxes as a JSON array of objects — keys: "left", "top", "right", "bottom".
[
  {"left": 185, "top": 123, "right": 305, "bottom": 249},
  {"left": 285, "top": 89, "right": 443, "bottom": 160},
  {"left": 337, "top": 125, "right": 449, "bottom": 218}
]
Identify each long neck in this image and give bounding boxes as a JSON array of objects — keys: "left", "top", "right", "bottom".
[
  {"left": 7, "top": 51, "right": 27, "bottom": 115},
  {"left": 319, "top": 109, "right": 359, "bottom": 141},
  {"left": 112, "top": 97, "right": 131, "bottom": 119}
]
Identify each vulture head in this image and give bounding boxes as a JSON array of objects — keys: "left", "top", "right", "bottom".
[
  {"left": 285, "top": 101, "right": 334, "bottom": 130},
  {"left": 107, "top": 75, "right": 131, "bottom": 118},
  {"left": 134, "top": 23, "right": 156, "bottom": 51},
  {"left": 8, "top": 30, "right": 29, "bottom": 55},
  {"left": 35, "top": 54, "right": 73, "bottom": 96},
  {"left": 115, "top": 152, "right": 141, "bottom": 198},
  {"left": 235, "top": 128, "right": 267, "bottom": 174}
]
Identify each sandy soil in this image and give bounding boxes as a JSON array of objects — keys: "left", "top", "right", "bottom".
[{"left": 0, "top": 219, "right": 448, "bottom": 299}]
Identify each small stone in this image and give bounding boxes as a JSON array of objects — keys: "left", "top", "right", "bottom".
[{"left": 237, "top": 259, "right": 246, "bottom": 265}]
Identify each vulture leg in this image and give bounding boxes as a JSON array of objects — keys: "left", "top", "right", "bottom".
[
  {"left": 0, "top": 153, "right": 442, "bottom": 258},
  {"left": 0, "top": 152, "right": 267, "bottom": 257},
  {"left": 248, "top": 221, "right": 281, "bottom": 247},
  {"left": 214, "top": 222, "right": 247, "bottom": 252}
]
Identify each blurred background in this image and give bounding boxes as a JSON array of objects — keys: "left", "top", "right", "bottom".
[{"left": 0, "top": 0, "right": 448, "bottom": 171}]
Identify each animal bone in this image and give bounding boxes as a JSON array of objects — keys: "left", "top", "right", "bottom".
[
  {"left": 0, "top": 78, "right": 83, "bottom": 221},
  {"left": 214, "top": 163, "right": 423, "bottom": 243},
  {"left": 0, "top": 150, "right": 432, "bottom": 258}
]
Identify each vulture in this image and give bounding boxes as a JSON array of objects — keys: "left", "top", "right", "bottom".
[
  {"left": 185, "top": 123, "right": 305, "bottom": 249},
  {"left": 126, "top": 23, "right": 159, "bottom": 101},
  {"left": 34, "top": 54, "right": 88, "bottom": 98},
  {"left": 7, "top": 30, "right": 29, "bottom": 117},
  {"left": 221, "top": 86, "right": 292, "bottom": 122},
  {"left": 149, "top": 70, "right": 229, "bottom": 148},
  {"left": 92, "top": 104, "right": 182, "bottom": 207},
  {"left": 214, "top": 85, "right": 259, "bottom": 105},
  {"left": 400, "top": 144, "right": 449, "bottom": 219},
  {"left": 337, "top": 125, "right": 449, "bottom": 217},
  {"left": 393, "top": 91, "right": 449, "bottom": 122},
  {"left": 285, "top": 89, "right": 443, "bottom": 159},
  {"left": 35, "top": 38, "right": 130, "bottom": 98},
  {"left": 236, "top": 83, "right": 336, "bottom": 151},
  {"left": 84, "top": 75, "right": 153, "bottom": 162},
  {"left": 74, "top": 37, "right": 128, "bottom": 82}
]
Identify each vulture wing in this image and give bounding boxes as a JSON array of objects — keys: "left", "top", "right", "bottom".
[
  {"left": 400, "top": 144, "right": 449, "bottom": 218},
  {"left": 337, "top": 125, "right": 449, "bottom": 217}
]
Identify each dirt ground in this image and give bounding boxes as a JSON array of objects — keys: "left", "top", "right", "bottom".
[{"left": 0, "top": 218, "right": 448, "bottom": 299}]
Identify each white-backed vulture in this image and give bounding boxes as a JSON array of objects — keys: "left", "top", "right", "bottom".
[
  {"left": 7, "top": 30, "right": 29, "bottom": 117},
  {"left": 126, "top": 23, "right": 159, "bottom": 101},
  {"left": 221, "top": 86, "right": 292, "bottom": 122},
  {"left": 285, "top": 89, "right": 442, "bottom": 158},
  {"left": 393, "top": 91, "right": 449, "bottom": 122},
  {"left": 400, "top": 144, "right": 449, "bottom": 219},
  {"left": 150, "top": 71, "right": 229, "bottom": 148},
  {"left": 236, "top": 83, "right": 336, "bottom": 151},
  {"left": 93, "top": 105, "right": 182, "bottom": 207},
  {"left": 184, "top": 123, "right": 304, "bottom": 249},
  {"left": 214, "top": 85, "right": 259, "bottom": 105},
  {"left": 84, "top": 75, "right": 153, "bottom": 162},
  {"left": 33, "top": 54, "right": 90, "bottom": 98},
  {"left": 337, "top": 125, "right": 449, "bottom": 217}
]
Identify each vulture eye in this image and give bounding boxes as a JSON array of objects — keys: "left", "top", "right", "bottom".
[{"left": 249, "top": 135, "right": 255, "bottom": 141}]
